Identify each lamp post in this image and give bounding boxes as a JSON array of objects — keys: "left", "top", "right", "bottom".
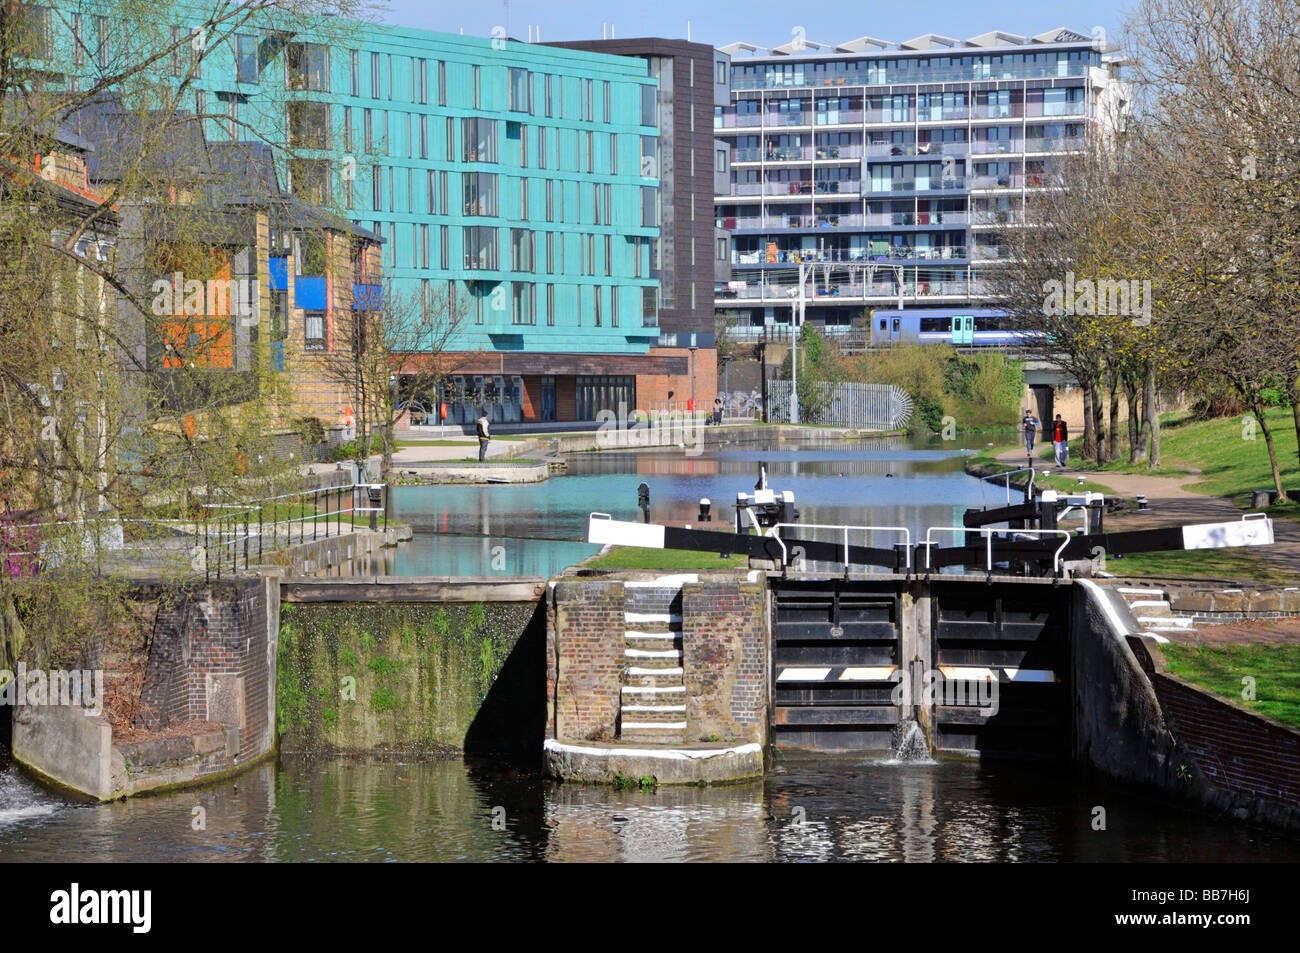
[
  {"left": 719, "top": 354, "right": 731, "bottom": 417},
  {"left": 788, "top": 286, "right": 799, "bottom": 425}
]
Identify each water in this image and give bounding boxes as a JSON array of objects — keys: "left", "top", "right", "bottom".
[
  {"left": 890, "top": 720, "right": 936, "bottom": 765},
  {"left": 387, "top": 435, "right": 1005, "bottom": 576},
  {"left": 1, "top": 753, "right": 1296, "bottom": 862}
]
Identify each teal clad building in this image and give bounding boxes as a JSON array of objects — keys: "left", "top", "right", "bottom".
[{"left": 28, "top": 3, "right": 698, "bottom": 423}]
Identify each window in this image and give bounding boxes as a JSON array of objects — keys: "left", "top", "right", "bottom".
[
  {"left": 364, "top": 109, "right": 373, "bottom": 152},
  {"left": 287, "top": 42, "right": 329, "bottom": 91},
  {"left": 520, "top": 125, "right": 529, "bottom": 167},
  {"left": 611, "top": 286, "right": 618, "bottom": 327},
  {"left": 421, "top": 224, "right": 430, "bottom": 268},
  {"left": 388, "top": 54, "right": 394, "bottom": 100},
  {"left": 717, "top": 237, "right": 727, "bottom": 260},
  {"left": 96, "top": 15, "right": 109, "bottom": 69},
  {"left": 604, "top": 235, "right": 612, "bottom": 276},
  {"left": 289, "top": 159, "right": 331, "bottom": 204},
  {"left": 641, "top": 186, "right": 658, "bottom": 226},
  {"left": 446, "top": 116, "right": 455, "bottom": 160},
  {"left": 235, "top": 34, "right": 258, "bottom": 83},
  {"left": 641, "top": 85, "right": 656, "bottom": 126},
  {"left": 544, "top": 74, "right": 553, "bottom": 116},
  {"left": 304, "top": 312, "right": 326, "bottom": 350},
  {"left": 342, "top": 106, "right": 352, "bottom": 152},
  {"left": 463, "top": 117, "right": 497, "bottom": 162},
  {"left": 509, "top": 68, "right": 533, "bottom": 112},
  {"left": 586, "top": 79, "right": 595, "bottom": 121},
  {"left": 170, "top": 25, "right": 184, "bottom": 76},
  {"left": 465, "top": 227, "right": 498, "bottom": 270},
  {"left": 586, "top": 130, "right": 594, "bottom": 172},
  {"left": 545, "top": 180, "right": 554, "bottom": 221},
  {"left": 419, "top": 114, "right": 428, "bottom": 158},
  {"left": 594, "top": 286, "right": 602, "bottom": 326},
  {"left": 288, "top": 102, "right": 330, "bottom": 149},
  {"left": 72, "top": 13, "right": 83, "bottom": 66},
  {"left": 419, "top": 59, "right": 428, "bottom": 104},
  {"left": 438, "top": 61, "right": 446, "bottom": 105},
  {"left": 409, "top": 167, "right": 415, "bottom": 212},
  {"left": 641, "top": 135, "right": 658, "bottom": 177},
  {"left": 539, "top": 127, "right": 547, "bottom": 169},
  {"left": 463, "top": 173, "right": 498, "bottom": 216},
  {"left": 716, "top": 60, "right": 727, "bottom": 85},
  {"left": 546, "top": 284, "right": 555, "bottom": 325},
  {"left": 603, "top": 184, "right": 611, "bottom": 226},
  {"left": 370, "top": 52, "right": 381, "bottom": 98},
  {"left": 520, "top": 178, "right": 529, "bottom": 219},
  {"left": 546, "top": 232, "right": 554, "bottom": 273},
  {"left": 439, "top": 171, "right": 448, "bottom": 214},
  {"left": 372, "top": 168, "right": 382, "bottom": 211},
  {"left": 716, "top": 148, "right": 727, "bottom": 172},
  {"left": 512, "top": 282, "right": 536, "bottom": 325},
  {"left": 642, "top": 287, "right": 659, "bottom": 326},
  {"left": 350, "top": 50, "right": 360, "bottom": 96},
  {"left": 602, "top": 81, "right": 611, "bottom": 122},
  {"left": 440, "top": 225, "right": 449, "bottom": 269},
  {"left": 427, "top": 170, "right": 436, "bottom": 213},
  {"left": 511, "top": 228, "right": 534, "bottom": 272},
  {"left": 473, "top": 65, "right": 481, "bottom": 108},
  {"left": 610, "top": 133, "right": 618, "bottom": 174}
]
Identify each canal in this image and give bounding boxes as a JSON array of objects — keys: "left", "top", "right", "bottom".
[{"left": 1, "top": 432, "right": 1297, "bottom": 861}]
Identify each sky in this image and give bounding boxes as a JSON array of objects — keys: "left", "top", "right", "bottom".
[{"left": 375, "top": 0, "right": 1134, "bottom": 49}]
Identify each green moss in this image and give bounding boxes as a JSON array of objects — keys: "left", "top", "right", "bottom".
[{"left": 371, "top": 686, "right": 397, "bottom": 713}]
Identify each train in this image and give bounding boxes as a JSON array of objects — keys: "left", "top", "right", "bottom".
[{"left": 867, "top": 308, "right": 1045, "bottom": 348}]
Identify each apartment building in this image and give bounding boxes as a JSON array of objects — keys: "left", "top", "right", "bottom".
[
  {"left": 27, "top": 3, "right": 681, "bottom": 423},
  {"left": 712, "top": 28, "right": 1129, "bottom": 339}
]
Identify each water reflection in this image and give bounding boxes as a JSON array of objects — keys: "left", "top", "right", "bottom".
[
  {"left": 2, "top": 754, "right": 1295, "bottom": 862},
  {"left": 386, "top": 436, "right": 1007, "bottom": 577}
]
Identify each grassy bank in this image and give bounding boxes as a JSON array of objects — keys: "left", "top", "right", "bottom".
[
  {"left": 1161, "top": 642, "right": 1300, "bottom": 730},
  {"left": 964, "top": 443, "right": 1119, "bottom": 495},
  {"left": 583, "top": 546, "right": 749, "bottom": 571},
  {"left": 1103, "top": 549, "right": 1293, "bottom": 586}
]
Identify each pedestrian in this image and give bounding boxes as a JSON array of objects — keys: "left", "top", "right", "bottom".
[
  {"left": 1022, "top": 409, "right": 1039, "bottom": 456},
  {"left": 476, "top": 408, "right": 490, "bottom": 462},
  {"left": 1052, "top": 413, "right": 1069, "bottom": 467},
  {"left": 712, "top": 396, "right": 723, "bottom": 426}
]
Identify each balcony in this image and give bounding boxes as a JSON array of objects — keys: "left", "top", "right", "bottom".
[
  {"left": 971, "top": 140, "right": 1022, "bottom": 156},
  {"left": 969, "top": 174, "right": 1023, "bottom": 190},
  {"left": 865, "top": 211, "right": 969, "bottom": 227},
  {"left": 1023, "top": 136, "right": 1084, "bottom": 153},
  {"left": 868, "top": 178, "right": 967, "bottom": 193}
]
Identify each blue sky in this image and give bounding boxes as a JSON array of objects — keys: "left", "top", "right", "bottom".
[{"left": 377, "top": 0, "right": 1133, "bottom": 48}]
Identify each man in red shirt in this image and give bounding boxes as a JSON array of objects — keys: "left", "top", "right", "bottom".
[{"left": 1052, "top": 414, "right": 1069, "bottom": 467}]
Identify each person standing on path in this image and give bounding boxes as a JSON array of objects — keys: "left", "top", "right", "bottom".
[
  {"left": 476, "top": 409, "right": 491, "bottom": 462},
  {"left": 1022, "top": 409, "right": 1040, "bottom": 457},
  {"left": 1052, "top": 414, "right": 1069, "bottom": 467}
]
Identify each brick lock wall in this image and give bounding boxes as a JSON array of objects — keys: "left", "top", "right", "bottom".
[
  {"left": 136, "top": 579, "right": 271, "bottom": 765},
  {"left": 1129, "top": 636, "right": 1300, "bottom": 807},
  {"left": 682, "top": 579, "right": 767, "bottom": 744},
  {"left": 551, "top": 581, "right": 625, "bottom": 742}
]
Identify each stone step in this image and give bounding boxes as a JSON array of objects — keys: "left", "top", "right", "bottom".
[
  {"left": 1136, "top": 614, "right": 1192, "bottom": 627},
  {"left": 624, "top": 670, "right": 685, "bottom": 689},
  {"left": 621, "top": 684, "right": 687, "bottom": 696},
  {"left": 624, "top": 611, "right": 683, "bottom": 627},
  {"left": 624, "top": 646, "right": 684, "bottom": 662},
  {"left": 620, "top": 729, "right": 688, "bottom": 745},
  {"left": 618, "top": 706, "right": 687, "bottom": 723}
]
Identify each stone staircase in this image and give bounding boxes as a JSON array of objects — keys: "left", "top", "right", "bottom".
[
  {"left": 619, "top": 584, "right": 687, "bottom": 745},
  {"left": 1114, "top": 586, "right": 1196, "bottom": 643}
]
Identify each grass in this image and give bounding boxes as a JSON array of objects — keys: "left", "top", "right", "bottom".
[
  {"left": 583, "top": 546, "right": 749, "bottom": 571},
  {"left": 1161, "top": 643, "right": 1300, "bottom": 730},
  {"left": 1103, "top": 548, "right": 1294, "bottom": 586}
]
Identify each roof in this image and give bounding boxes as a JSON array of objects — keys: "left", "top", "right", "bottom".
[{"left": 719, "top": 26, "right": 1111, "bottom": 58}]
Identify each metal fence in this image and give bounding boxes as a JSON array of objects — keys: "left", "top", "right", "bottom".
[
  {"left": 1, "top": 482, "right": 388, "bottom": 582},
  {"left": 766, "top": 380, "right": 913, "bottom": 430}
]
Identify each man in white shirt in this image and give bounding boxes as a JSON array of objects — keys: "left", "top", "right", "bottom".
[{"left": 476, "top": 410, "right": 490, "bottom": 462}]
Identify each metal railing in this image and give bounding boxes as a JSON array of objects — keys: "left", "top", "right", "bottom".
[
  {"left": 1, "top": 482, "right": 388, "bottom": 581},
  {"left": 921, "top": 526, "right": 1073, "bottom": 574},
  {"left": 770, "top": 523, "right": 911, "bottom": 571}
]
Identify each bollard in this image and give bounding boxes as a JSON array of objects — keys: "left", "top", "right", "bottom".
[
  {"left": 638, "top": 482, "right": 650, "bottom": 524},
  {"left": 368, "top": 485, "right": 381, "bottom": 530},
  {"left": 698, "top": 498, "right": 712, "bottom": 523}
]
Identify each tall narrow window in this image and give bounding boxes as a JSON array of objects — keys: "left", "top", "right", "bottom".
[
  {"left": 371, "top": 52, "right": 381, "bottom": 98},
  {"left": 440, "top": 225, "right": 449, "bottom": 269},
  {"left": 235, "top": 34, "right": 258, "bottom": 83},
  {"left": 604, "top": 234, "right": 612, "bottom": 276},
  {"left": 611, "top": 286, "right": 619, "bottom": 327},
  {"left": 350, "top": 49, "right": 360, "bottom": 96},
  {"left": 72, "top": 13, "right": 83, "bottom": 67},
  {"left": 603, "top": 81, "right": 611, "bottom": 122},
  {"left": 419, "top": 114, "right": 428, "bottom": 158},
  {"left": 419, "top": 58, "right": 428, "bottom": 104},
  {"left": 438, "top": 61, "right": 446, "bottom": 105},
  {"left": 547, "top": 284, "right": 555, "bottom": 325},
  {"left": 544, "top": 74, "right": 553, "bottom": 117},
  {"left": 439, "top": 171, "right": 448, "bottom": 214},
  {"left": 545, "top": 179, "right": 554, "bottom": 222},
  {"left": 364, "top": 109, "right": 373, "bottom": 152},
  {"left": 609, "top": 133, "right": 617, "bottom": 174},
  {"left": 446, "top": 117, "right": 454, "bottom": 160},
  {"left": 539, "top": 127, "right": 547, "bottom": 169},
  {"left": 520, "top": 179, "right": 529, "bottom": 220},
  {"left": 427, "top": 170, "right": 436, "bottom": 213},
  {"left": 472, "top": 65, "right": 481, "bottom": 108},
  {"left": 421, "top": 224, "right": 430, "bottom": 268}
]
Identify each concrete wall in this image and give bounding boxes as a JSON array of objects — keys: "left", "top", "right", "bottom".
[
  {"left": 277, "top": 590, "right": 546, "bottom": 760},
  {"left": 1072, "top": 580, "right": 1300, "bottom": 834},
  {"left": 11, "top": 705, "right": 114, "bottom": 800}
]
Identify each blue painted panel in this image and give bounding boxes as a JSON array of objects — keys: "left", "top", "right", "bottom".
[
  {"left": 269, "top": 257, "right": 289, "bottom": 291},
  {"left": 295, "top": 276, "right": 327, "bottom": 310}
]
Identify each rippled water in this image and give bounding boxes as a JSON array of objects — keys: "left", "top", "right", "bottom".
[{"left": 2, "top": 754, "right": 1296, "bottom": 862}]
